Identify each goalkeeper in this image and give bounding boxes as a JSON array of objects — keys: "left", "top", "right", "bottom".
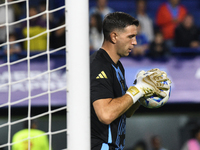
[{"left": 90, "top": 12, "right": 170, "bottom": 150}]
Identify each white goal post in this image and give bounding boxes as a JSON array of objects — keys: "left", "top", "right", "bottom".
[{"left": 66, "top": 0, "right": 90, "bottom": 150}]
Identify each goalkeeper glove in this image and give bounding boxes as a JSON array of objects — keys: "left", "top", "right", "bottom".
[
  {"left": 126, "top": 70, "right": 170, "bottom": 103},
  {"left": 147, "top": 68, "right": 172, "bottom": 87}
]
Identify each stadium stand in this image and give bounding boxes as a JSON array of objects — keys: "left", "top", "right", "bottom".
[{"left": 89, "top": 0, "right": 200, "bottom": 55}]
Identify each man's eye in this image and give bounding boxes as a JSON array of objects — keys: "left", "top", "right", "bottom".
[{"left": 129, "top": 35, "right": 135, "bottom": 38}]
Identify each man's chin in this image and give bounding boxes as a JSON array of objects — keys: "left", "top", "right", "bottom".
[
  {"left": 120, "top": 53, "right": 130, "bottom": 58},
  {"left": 119, "top": 51, "right": 131, "bottom": 58},
  {"left": 125, "top": 52, "right": 131, "bottom": 56}
]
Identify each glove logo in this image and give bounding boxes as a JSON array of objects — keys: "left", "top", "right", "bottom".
[
  {"left": 96, "top": 71, "right": 107, "bottom": 79},
  {"left": 127, "top": 86, "right": 139, "bottom": 96}
]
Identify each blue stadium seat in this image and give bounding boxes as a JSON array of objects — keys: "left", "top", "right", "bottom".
[
  {"left": 89, "top": 0, "right": 200, "bottom": 28},
  {"left": 146, "top": 0, "right": 163, "bottom": 12},
  {"left": 191, "top": 11, "right": 200, "bottom": 27},
  {"left": 181, "top": 1, "right": 200, "bottom": 11},
  {"left": 89, "top": 1, "right": 96, "bottom": 8},
  {"left": 108, "top": 1, "right": 135, "bottom": 13},
  {"left": 171, "top": 47, "right": 200, "bottom": 54}
]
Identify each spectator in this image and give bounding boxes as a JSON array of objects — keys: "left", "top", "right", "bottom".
[
  {"left": 51, "top": 0, "right": 65, "bottom": 21},
  {"left": 2, "top": 33, "right": 21, "bottom": 62},
  {"left": 89, "top": 0, "right": 114, "bottom": 20},
  {"left": 50, "top": 14, "right": 65, "bottom": 49},
  {"left": 148, "top": 30, "right": 170, "bottom": 61},
  {"left": 126, "top": 140, "right": 148, "bottom": 150},
  {"left": 89, "top": 13, "right": 103, "bottom": 51},
  {"left": 130, "top": 0, "right": 154, "bottom": 42},
  {"left": 131, "top": 24, "right": 149, "bottom": 58},
  {"left": 174, "top": 14, "right": 200, "bottom": 48},
  {"left": 156, "top": 0, "right": 187, "bottom": 48},
  {"left": 150, "top": 135, "right": 168, "bottom": 150},
  {"left": 22, "top": 6, "right": 47, "bottom": 52},
  {"left": 9, "top": 0, "right": 23, "bottom": 21},
  {"left": 0, "top": 0, "right": 15, "bottom": 45},
  {"left": 12, "top": 120, "right": 49, "bottom": 150},
  {"left": 133, "top": 140, "right": 148, "bottom": 150},
  {"left": 39, "top": 0, "right": 55, "bottom": 29},
  {"left": 181, "top": 125, "right": 200, "bottom": 150}
]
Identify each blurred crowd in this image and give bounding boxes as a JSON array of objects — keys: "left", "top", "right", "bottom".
[
  {"left": 1, "top": 0, "right": 200, "bottom": 62},
  {"left": 124, "top": 122, "right": 200, "bottom": 150},
  {"left": 125, "top": 135, "right": 168, "bottom": 150},
  {"left": 89, "top": 0, "right": 200, "bottom": 61},
  {"left": 0, "top": 0, "right": 65, "bottom": 62}
]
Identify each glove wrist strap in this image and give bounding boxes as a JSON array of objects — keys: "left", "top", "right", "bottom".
[{"left": 126, "top": 86, "right": 144, "bottom": 103}]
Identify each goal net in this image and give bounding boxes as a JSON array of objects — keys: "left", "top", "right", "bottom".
[{"left": 0, "top": 0, "right": 90, "bottom": 149}]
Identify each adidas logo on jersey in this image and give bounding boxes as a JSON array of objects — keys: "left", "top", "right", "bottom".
[{"left": 96, "top": 71, "right": 107, "bottom": 79}]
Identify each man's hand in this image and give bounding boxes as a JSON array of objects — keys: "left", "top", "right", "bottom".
[
  {"left": 126, "top": 69, "right": 171, "bottom": 103},
  {"left": 147, "top": 68, "right": 171, "bottom": 86}
]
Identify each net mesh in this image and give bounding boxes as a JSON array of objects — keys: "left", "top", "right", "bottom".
[{"left": 0, "top": 0, "right": 67, "bottom": 149}]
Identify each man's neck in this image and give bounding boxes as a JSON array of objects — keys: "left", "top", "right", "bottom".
[{"left": 101, "top": 44, "right": 120, "bottom": 64}]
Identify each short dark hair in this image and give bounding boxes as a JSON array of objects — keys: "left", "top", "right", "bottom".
[
  {"left": 23, "top": 120, "right": 37, "bottom": 129},
  {"left": 9, "top": 33, "right": 16, "bottom": 39},
  {"left": 102, "top": 12, "right": 139, "bottom": 41}
]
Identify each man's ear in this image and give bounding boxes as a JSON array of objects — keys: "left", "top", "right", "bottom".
[{"left": 110, "top": 32, "right": 117, "bottom": 44}]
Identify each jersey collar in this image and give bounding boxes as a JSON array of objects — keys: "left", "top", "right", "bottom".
[{"left": 99, "top": 48, "right": 120, "bottom": 68}]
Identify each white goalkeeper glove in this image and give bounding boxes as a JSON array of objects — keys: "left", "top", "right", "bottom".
[
  {"left": 147, "top": 68, "right": 172, "bottom": 86},
  {"left": 126, "top": 69, "right": 170, "bottom": 103}
]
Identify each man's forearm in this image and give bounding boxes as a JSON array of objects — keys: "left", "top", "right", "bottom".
[
  {"left": 93, "top": 94, "right": 134, "bottom": 125},
  {"left": 126, "top": 101, "right": 140, "bottom": 118}
]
